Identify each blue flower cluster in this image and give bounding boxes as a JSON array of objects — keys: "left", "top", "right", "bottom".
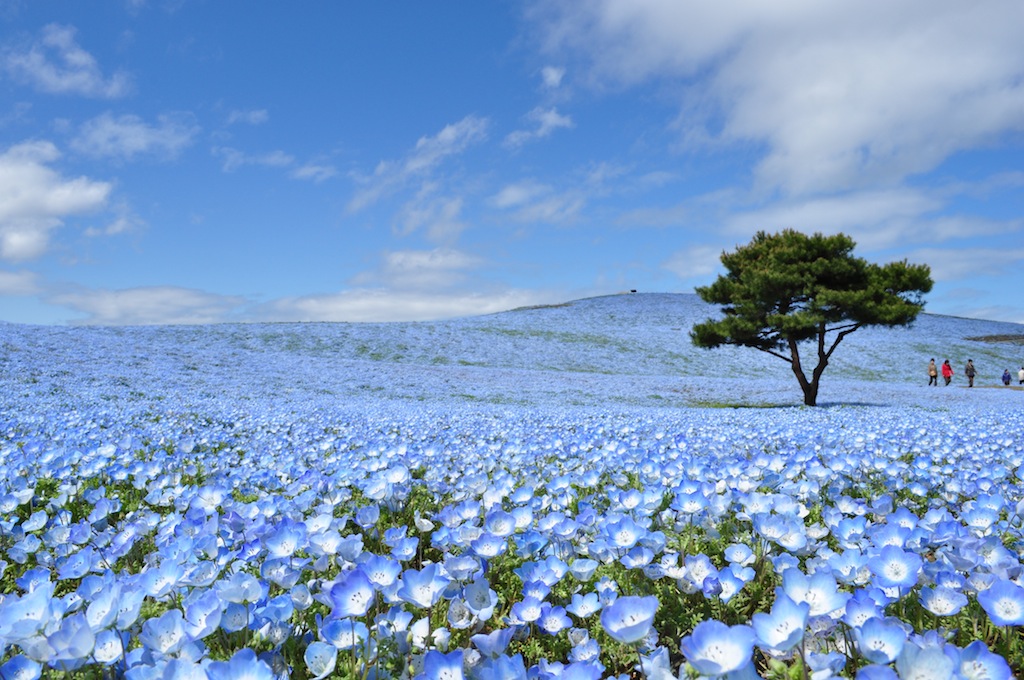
[{"left": 1, "top": 294, "right": 1023, "bottom": 678}]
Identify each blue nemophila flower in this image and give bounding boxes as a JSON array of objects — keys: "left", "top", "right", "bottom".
[
  {"left": 484, "top": 509, "right": 517, "bottom": 537},
  {"left": 522, "top": 580, "right": 551, "bottom": 602},
  {"left": 537, "top": 603, "right": 572, "bottom": 635},
  {"left": 473, "top": 652, "right": 528, "bottom": 679},
  {"left": 207, "top": 648, "right": 275, "bottom": 680},
  {"left": 604, "top": 516, "right": 645, "bottom": 550},
  {"left": 46, "top": 611, "right": 95, "bottom": 671},
  {"left": 977, "top": 578, "right": 1024, "bottom": 626},
  {"left": 471, "top": 627, "right": 516, "bottom": 659},
  {"left": 93, "top": 629, "right": 124, "bottom": 665},
  {"left": 856, "top": 664, "right": 899, "bottom": 680},
  {"left": 447, "top": 598, "right": 475, "bottom": 630},
  {"left": 471, "top": 532, "right": 507, "bottom": 558},
  {"left": 359, "top": 553, "right": 402, "bottom": 590},
  {"left": 853, "top": 616, "right": 907, "bottom": 665},
  {"left": 0, "top": 581, "right": 57, "bottom": 642},
  {"left": 867, "top": 545, "right": 923, "bottom": 590},
  {"left": 57, "top": 546, "right": 97, "bottom": 581},
  {"left": 320, "top": 617, "right": 369, "bottom": 651},
  {"left": 781, "top": 568, "right": 850, "bottom": 617},
  {"left": 509, "top": 595, "right": 544, "bottom": 624},
  {"left": 919, "top": 585, "right": 968, "bottom": 617},
  {"left": 303, "top": 641, "right": 337, "bottom": 680},
  {"left": 567, "top": 592, "right": 602, "bottom": 619},
  {"left": 535, "top": 659, "right": 604, "bottom": 680},
  {"left": 958, "top": 640, "right": 1012, "bottom": 680},
  {"left": 894, "top": 640, "right": 955, "bottom": 680},
  {"left": 680, "top": 620, "right": 756, "bottom": 676},
  {"left": 138, "top": 608, "right": 189, "bottom": 656},
  {"left": 140, "top": 561, "right": 186, "bottom": 598},
  {"left": 328, "top": 568, "right": 376, "bottom": 618},
  {"left": 398, "top": 564, "right": 450, "bottom": 609},
  {"left": 1, "top": 655, "right": 41, "bottom": 680},
  {"left": 216, "top": 571, "right": 266, "bottom": 604},
  {"left": 751, "top": 590, "right": 809, "bottom": 652},
  {"left": 463, "top": 577, "right": 498, "bottom": 621},
  {"left": 262, "top": 518, "right": 306, "bottom": 559},
  {"left": 391, "top": 536, "right": 419, "bottom": 561},
  {"left": 599, "top": 595, "right": 658, "bottom": 645},
  {"left": 182, "top": 588, "right": 223, "bottom": 640},
  {"left": 422, "top": 649, "right": 464, "bottom": 680}
]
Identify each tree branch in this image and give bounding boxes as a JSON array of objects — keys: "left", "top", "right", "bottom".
[{"left": 824, "top": 324, "right": 861, "bottom": 360}]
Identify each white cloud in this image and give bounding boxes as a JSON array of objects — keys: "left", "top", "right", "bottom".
[
  {"left": 84, "top": 202, "right": 142, "bottom": 237},
  {"left": 255, "top": 287, "right": 544, "bottom": 323},
  {"left": 541, "top": 65, "right": 566, "bottom": 88},
  {"left": 213, "top": 147, "right": 295, "bottom": 173},
  {"left": 351, "top": 247, "right": 483, "bottom": 290},
  {"left": 532, "top": 1, "right": 1024, "bottom": 195},
  {"left": 3, "top": 24, "right": 130, "bottom": 98},
  {"left": 491, "top": 180, "right": 584, "bottom": 224},
  {"left": 396, "top": 194, "right": 467, "bottom": 242},
  {"left": 0, "top": 269, "right": 41, "bottom": 296},
  {"left": 50, "top": 285, "right": 246, "bottom": 325},
  {"left": 72, "top": 112, "right": 199, "bottom": 160},
  {"left": 227, "top": 108, "right": 269, "bottom": 125},
  {"left": 504, "top": 107, "right": 574, "bottom": 148},
  {"left": 724, "top": 188, "right": 1020, "bottom": 251},
  {"left": 348, "top": 115, "right": 489, "bottom": 212},
  {"left": 907, "top": 247, "right": 1024, "bottom": 282},
  {"left": 0, "top": 141, "right": 111, "bottom": 260},
  {"left": 662, "top": 245, "right": 724, "bottom": 280},
  {"left": 290, "top": 163, "right": 337, "bottom": 183}
]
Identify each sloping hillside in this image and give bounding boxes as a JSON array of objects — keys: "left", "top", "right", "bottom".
[{"left": 0, "top": 293, "right": 1021, "bottom": 412}]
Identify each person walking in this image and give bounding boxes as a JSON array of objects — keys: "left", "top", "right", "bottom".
[
  {"left": 1003, "top": 369, "right": 1012, "bottom": 386},
  {"left": 941, "top": 359, "right": 954, "bottom": 386},
  {"left": 927, "top": 358, "right": 938, "bottom": 386},
  {"left": 965, "top": 359, "right": 976, "bottom": 388},
  {"left": 1019, "top": 366, "right": 1024, "bottom": 385}
]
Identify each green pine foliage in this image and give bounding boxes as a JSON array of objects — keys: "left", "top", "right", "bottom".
[{"left": 691, "top": 230, "right": 933, "bottom": 406}]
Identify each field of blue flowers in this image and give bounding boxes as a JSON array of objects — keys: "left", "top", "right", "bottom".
[{"left": 1, "top": 293, "right": 1023, "bottom": 679}]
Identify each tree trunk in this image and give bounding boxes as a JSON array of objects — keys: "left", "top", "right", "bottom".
[{"left": 787, "top": 338, "right": 819, "bottom": 406}]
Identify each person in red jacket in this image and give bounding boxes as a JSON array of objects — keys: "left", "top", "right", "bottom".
[{"left": 941, "top": 359, "right": 954, "bottom": 386}]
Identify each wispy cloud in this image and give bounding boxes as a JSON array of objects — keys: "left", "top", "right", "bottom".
[
  {"left": 504, "top": 107, "right": 574, "bottom": 148},
  {"left": 348, "top": 115, "right": 489, "bottom": 212},
  {"left": 290, "top": 162, "right": 337, "bottom": 183},
  {"left": 541, "top": 65, "right": 565, "bottom": 88},
  {"left": 227, "top": 108, "right": 269, "bottom": 125},
  {"left": 254, "top": 287, "right": 542, "bottom": 323},
  {"left": 350, "top": 247, "right": 484, "bottom": 290},
  {"left": 213, "top": 147, "right": 295, "bottom": 173},
  {"left": 72, "top": 112, "right": 199, "bottom": 160},
  {"left": 3, "top": 24, "right": 131, "bottom": 98},
  {"left": 491, "top": 179, "right": 584, "bottom": 224},
  {"left": 724, "top": 188, "right": 1020, "bottom": 251},
  {"left": 0, "top": 141, "right": 111, "bottom": 260},
  {"left": 50, "top": 285, "right": 246, "bottom": 325},
  {"left": 0, "top": 269, "right": 41, "bottom": 296},
  {"left": 533, "top": 2, "right": 1024, "bottom": 196},
  {"left": 396, "top": 192, "right": 467, "bottom": 242},
  {"left": 662, "top": 245, "right": 724, "bottom": 280},
  {"left": 908, "top": 247, "right": 1024, "bottom": 282}
]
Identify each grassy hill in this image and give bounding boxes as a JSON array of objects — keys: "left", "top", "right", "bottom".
[{"left": 0, "top": 293, "right": 1021, "bottom": 412}]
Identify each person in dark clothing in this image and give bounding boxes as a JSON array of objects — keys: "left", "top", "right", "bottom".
[{"left": 965, "top": 359, "right": 976, "bottom": 388}]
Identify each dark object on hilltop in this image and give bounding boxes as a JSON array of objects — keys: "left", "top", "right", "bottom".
[{"left": 690, "top": 229, "right": 934, "bottom": 406}]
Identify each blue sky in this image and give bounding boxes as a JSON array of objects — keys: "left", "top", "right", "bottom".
[{"left": 1, "top": 1, "right": 1023, "bottom": 325}]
